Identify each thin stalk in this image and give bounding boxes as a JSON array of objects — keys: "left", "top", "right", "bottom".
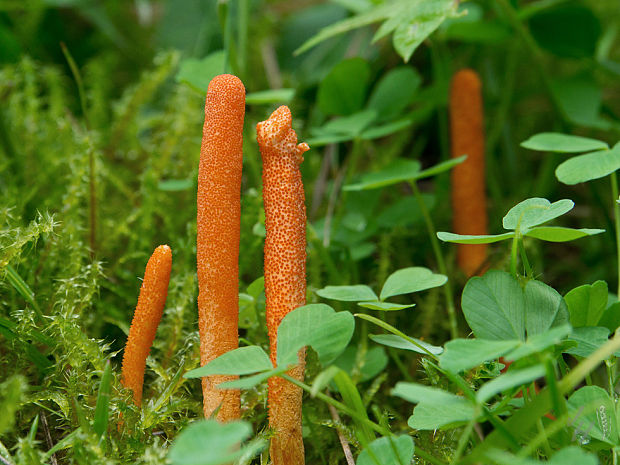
[
  {"left": 355, "top": 313, "right": 440, "bottom": 361},
  {"left": 452, "top": 413, "right": 479, "bottom": 463},
  {"left": 496, "top": 0, "right": 564, "bottom": 121},
  {"left": 608, "top": 360, "right": 618, "bottom": 465},
  {"left": 60, "top": 42, "right": 96, "bottom": 257},
  {"left": 535, "top": 418, "right": 553, "bottom": 458},
  {"left": 518, "top": 238, "right": 532, "bottom": 278},
  {"left": 510, "top": 233, "right": 519, "bottom": 278},
  {"left": 410, "top": 181, "right": 458, "bottom": 339},
  {"left": 611, "top": 173, "right": 620, "bottom": 296},
  {"left": 237, "top": 0, "right": 249, "bottom": 78},
  {"left": 281, "top": 375, "right": 449, "bottom": 465}
]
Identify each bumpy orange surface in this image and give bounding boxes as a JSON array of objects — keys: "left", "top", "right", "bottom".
[
  {"left": 197, "top": 74, "right": 245, "bottom": 422},
  {"left": 257, "top": 105, "right": 309, "bottom": 465},
  {"left": 450, "top": 69, "right": 488, "bottom": 277},
  {"left": 121, "top": 245, "right": 172, "bottom": 406}
]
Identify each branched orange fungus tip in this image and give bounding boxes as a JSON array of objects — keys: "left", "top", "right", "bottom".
[
  {"left": 450, "top": 68, "right": 488, "bottom": 277},
  {"left": 257, "top": 105, "right": 309, "bottom": 465},
  {"left": 197, "top": 74, "right": 245, "bottom": 422},
  {"left": 121, "top": 245, "right": 172, "bottom": 406}
]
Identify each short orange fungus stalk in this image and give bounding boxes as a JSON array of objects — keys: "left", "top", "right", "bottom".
[
  {"left": 197, "top": 74, "right": 245, "bottom": 422},
  {"left": 449, "top": 68, "right": 488, "bottom": 277},
  {"left": 121, "top": 244, "right": 172, "bottom": 406},
  {"left": 257, "top": 105, "right": 309, "bottom": 465}
]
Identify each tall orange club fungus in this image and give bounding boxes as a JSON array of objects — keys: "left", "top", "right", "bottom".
[
  {"left": 197, "top": 74, "right": 245, "bottom": 421},
  {"left": 257, "top": 105, "right": 309, "bottom": 465},
  {"left": 449, "top": 69, "right": 488, "bottom": 277},
  {"left": 121, "top": 244, "right": 172, "bottom": 406}
]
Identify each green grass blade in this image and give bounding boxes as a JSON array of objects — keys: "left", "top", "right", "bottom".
[{"left": 93, "top": 361, "right": 112, "bottom": 438}]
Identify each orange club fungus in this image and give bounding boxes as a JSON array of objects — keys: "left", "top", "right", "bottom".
[
  {"left": 449, "top": 68, "right": 489, "bottom": 277},
  {"left": 121, "top": 244, "right": 172, "bottom": 406},
  {"left": 257, "top": 105, "right": 310, "bottom": 465},
  {"left": 197, "top": 74, "right": 245, "bottom": 422}
]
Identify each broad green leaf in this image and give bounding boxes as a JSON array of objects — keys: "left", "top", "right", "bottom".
[
  {"left": 376, "top": 194, "right": 435, "bottom": 229},
  {"left": 436, "top": 231, "right": 514, "bottom": 244},
  {"left": 314, "top": 109, "right": 377, "bottom": 137},
  {"left": 394, "top": 383, "right": 476, "bottom": 430},
  {"left": 486, "top": 446, "right": 599, "bottom": 465},
  {"left": 505, "top": 325, "right": 572, "bottom": 361},
  {"left": 551, "top": 74, "right": 610, "bottom": 129},
  {"left": 93, "top": 361, "right": 112, "bottom": 438},
  {"left": 407, "top": 401, "right": 476, "bottom": 430},
  {"left": 529, "top": 4, "right": 601, "bottom": 58},
  {"left": 556, "top": 143, "right": 620, "bottom": 185},
  {"left": 360, "top": 116, "right": 415, "bottom": 140},
  {"left": 277, "top": 304, "right": 355, "bottom": 367},
  {"left": 369, "top": 333, "right": 443, "bottom": 355},
  {"left": 356, "top": 435, "right": 414, "bottom": 465},
  {"left": 294, "top": 0, "right": 455, "bottom": 63},
  {"left": 524, "top": 226, "right": 604, "bottom": 242},
  {"left": 598, "top": 301, "right": 620, "bottom": 332},
  {"left": 565, "top": 281, "right": 608, "bottom": 328},
  {"left": 218, "top": 369, "right": 284, "bottom": 390},
  {"left": 175, "top": 51, "right": 226, "bottom": 92},
  {"left": 439, "top": 339, "right": 519, "bottom": 373},
  {"left": 416, "top": 155, "right": 467, "bottom": 179},
  {"left": 316, "top": 285, "right": 378, "bottom": 302},
  {"left": 294, "top": 3, "right": 393, "bottom": 56},
  {"left": 564, "top": 326, "right": 610, "bottom": 358},
  {"left": 367, "top": 67, "right": 421, "bottom": 120},
  {"left": 520, "top": 132, "right": 608, "bottom": 153},
  {"left": 390, "top": 0, "right": 458, "bottom": 62},
  {"left": 358, "top": 301, "right": 415, "bottom": 311},
  {"left": 246, "top": 276, "right": 265, "bottom": 298},
  {"left": 245, "top": 89, "right": 295, "bottom": 105},
  {"left": 334, "top": 346, "right": 388, "bottom": 383},
  {"left": 461, "top": 271, "right": 525, "bottom": 341},
  {"left": 476, "top": 365, "right": 546, "bottom": 403},
  {"left": 184, "top": 346, "right": 272, "bottom": 378},
  {"left": 317, "top": 58, "right": 370, "bottom": 116},
  {"left": 567, "top": 386, "right": 618, "bottom": 445},
  {"left": 502, "top": 198, "right": 574, "bottom": 231},
  {"left": 393, "top": 382, "right": 465, "bottom": 405},
  {"left": 524, "top": 280, "right": 570, "bottom": 336},
  {"left": 380, "top": 267, "right": 447, "bottom": 300},
  {"left": 343, "top": 159, "right": 421, "bottom": 191},
  {"left": 168, "top": 420, "right": 262, "bottom": 465},
  {"left": 442, "top": 19, "right": 511, "bottom": 43}
]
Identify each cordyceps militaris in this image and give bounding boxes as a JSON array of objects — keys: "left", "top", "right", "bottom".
[
  {"left": 449, "top": 69, "right": 489, "bottom": 277},
  {"left": 257, "top": 105, "right": 309, "bottom": 465},
  {"left": 197, "top": 74, "right": 245, "bottom": 422},
  {"left": 121, "top": 245, "right": 172, "bottom": 406}
]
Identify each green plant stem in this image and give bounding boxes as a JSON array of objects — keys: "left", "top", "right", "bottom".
[
  {"left": 518, "top": 238, "right": 532, "bottom": 278},
  {"left": 355, "top": 313, "right": 440, "bottom": 361},
  {"left": 496, "top": 0, "right": 564, "bottom": 122},
  {"left": 510, "top": 233, "right": 519, "bottom": 278},
  {"left": 281, "top": 375, "right": 448, "bottom": 465},
  {"left": 535, "top": 418, "right": 552, "bottom": 458},
  {"left": 410, "top": 182, "right": 458, "bottom": 339},
  {"left": 611, "top": 173, "right": 620, "bottom": 297},
  {"left": 61, "top": 42, "right": 97, "bottom": 256},
  {"left": 452, "top": 412, "right": 479, "bottom": 463}
]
